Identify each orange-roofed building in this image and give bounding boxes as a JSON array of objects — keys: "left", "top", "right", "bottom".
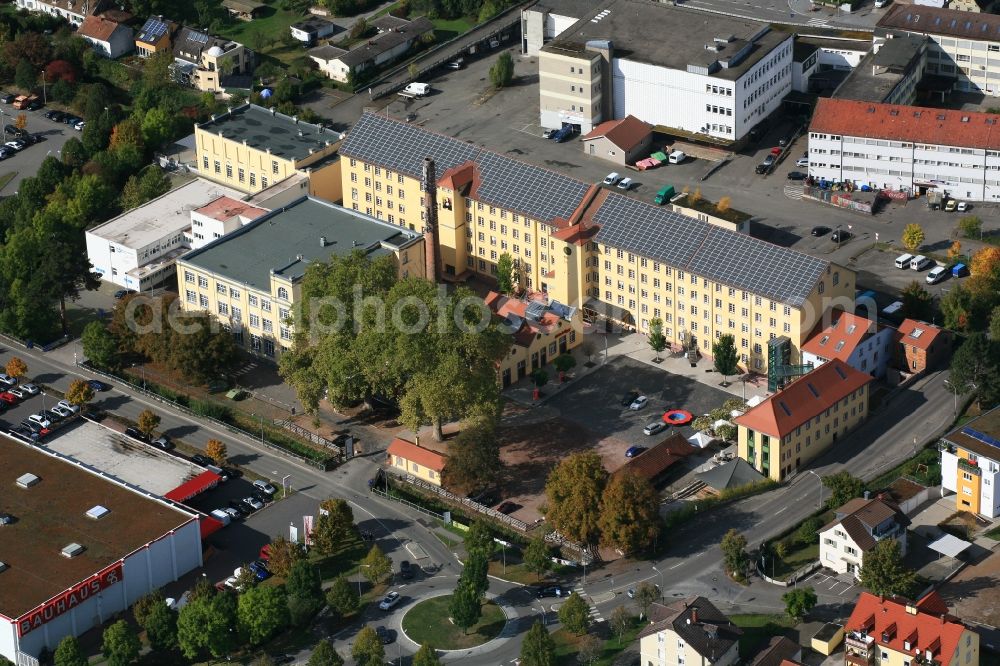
[
  {"left": 735, "top": 359, "right": 873, "bottom": 481},
  {"left": 78, "top": 15, "right": 134, "bottom": 59},
  {"left": 386, "top": 437, "right": 446, "bottom": 486},
  {"left": 484, "top": 290, "right": 581, "bottom": 387},
  {"left": 844, "top": 592, "right": 979, "bottom": 666},
  {"left": 187, "top": 196, "right": 268, "bottom": 249},
  {"left": 801, "top": 311, "right": 894, "bottom": 378},
  {"left": 894, "top": 319, "right": 951, "bottom": 375},
  {"left": 581, "top": 115, "right": 653, "bottom": 166}
]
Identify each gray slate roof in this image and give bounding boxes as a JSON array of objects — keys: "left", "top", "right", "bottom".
[
  {"left": 695, "top": 458, "right": 765, "bottom": 491},
  {"left": 180, "top": 197, "right": 420, "bottom": 289},
  {"left": 593, "top": 194, "right": 829, "bottom": 306},
  {"left": 197, "top": 104, "right": 340, "bottom": 162},
  {"left": 640, "top": 596, "right": 741, "bottom": 662}
]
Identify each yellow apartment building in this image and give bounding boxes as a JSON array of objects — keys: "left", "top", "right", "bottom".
[
  {"left": 940, "top": 407, "right": 1000, "bottom": 518},
  {"left": 734, "top": 359, "right": 872, "bottom": 481},
  {"left": 195, "top": 104, "right": 342, "bottom": 201},
  {"left": 386, "top": 437, "right": 445, "bottom": 486},
  {"left": 338, "top": 112, "right": 856, "bottom": 372},
  {"left": 175, "top": 197, "right": 423, "bottom": 360}
]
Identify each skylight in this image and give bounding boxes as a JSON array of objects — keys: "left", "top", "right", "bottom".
[
  {"left": 820, "top": 335, "right": 830, "bottom": 346},
  {"left": 779, "top": 401, "right": 792, "bottom": 416},
  {"left": 847, "top": 324, "right": 857, "bottom": 334},
  {"left": 909, "top": 328, "right": 924, "bottom": 339},
  {"left": 835, "top": 340, "right": 846, "bottom": 352},
  {"left": 807, "top": 383, "right": 820, "bottom": 398}
]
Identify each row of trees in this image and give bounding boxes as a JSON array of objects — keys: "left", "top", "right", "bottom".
[{"left": 647, "top": 321, "right": 740, "bottom": 383}]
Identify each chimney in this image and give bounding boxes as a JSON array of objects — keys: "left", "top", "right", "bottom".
[
  {"left": 691, "top": 608, "right": 698, "bottom": 624},
  {"left": 864, "top": 490, "right": 871, "bottom": 500},
  {"left": 421, "top": 156, "right": 440, "bottom": 282}
]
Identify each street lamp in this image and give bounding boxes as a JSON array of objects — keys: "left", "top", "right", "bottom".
[
  {"left": 651, "top": 565, "right": 664, "bottom": 595},
  {"left": 807, "top": 470, "right": 823, "bottom": 509}
]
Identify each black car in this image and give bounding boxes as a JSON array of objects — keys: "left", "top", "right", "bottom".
[
  {"left": 88, "top": 379, "right": 111, "bottom": 392},
  {"left": 191, "top": 454, "right": 213, "bottom": 467},
  {"left": 810, "top": 226, "right": 831, "bottom": 237},
  {"left": 45, "top": 110, "right": 65, "bottom": 122},
  {"left": 239, "top": 498, "right": 258, "bottom": 514},
  {"left": 3, "top": 124, "right": 21, "bottom": 137},
  {"left": 227, "top": 500, "right": 249, "bottom": 517},
  {"left": 786, "top": 171, "right": 807, "bottom": 181},
  {"left": 831, "top": 230, "right": 851, "bottom": 243},
  {"left": 0, "top": 93, "right": 14, "bottom": 104},
  {"left": 400, "top": 560, "right": 413, "bottom": 579},
  {"left": 124, "top": 426, "right": 149, "bottom": 442},
  {"left": 375, "top": 626, "right": 393, "bottom": 645},
  {"left": 8, "top": 425, "right": 38, "bottom": 442},
  {"left": 21, "top": 420, "right": 45, "bottom": 434},
  {"left": 534, "top": 585, "right": 563, "bottom": 598},
  {"left": 222, "top": 466, "right": 242, "bottom": 479},
  {"left": 114, "top": 289, "right": 135, "bottom": 300},
  {"left": 25, "top": 99, "right": 42, "bottom": 110},
  {"left": 620, "top": 390, "right": 640, "bottom": 407},
  {"left": 64, "top": 115, "right": 81, "bottom": 125}
]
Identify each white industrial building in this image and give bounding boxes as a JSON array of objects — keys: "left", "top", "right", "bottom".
[
  {"left": 86, "top": 178, "right": 245, "bottom": 292},
  {"left": 520, "top": 0, "right": 583, "bottom": 56},
  {"left": 0, "top": 436, "right": 202, "bottom": 663},
  {"left": 808, "top": 98, "right": 1000, "bottom": 201}
]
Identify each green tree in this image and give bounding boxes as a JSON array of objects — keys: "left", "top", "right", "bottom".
[
  {"left": 782, "top": 587, "right": 818, "bottom": 620},
  {"left": 496, "top": 252, "right": 515, "bottom": 294},
  {"left": 266, "top": 535, "right": 306, "bottom": 577},
  {"left": 950, "top": 332, "right": 1000, "bottom": 405},
  {"left": 61, "top": 137, "right": 88, "bottom": 169},
  {"left": 859, "top": 539, "right": 917, "bottom": 597},
  {"left": 120, "top": 167, "right": 171, "bottom": 210},
  {"left": 449, "top": 583, "right": 482, "bottom": 634},
  {"left": 598, "top": 472, "right": 660, "bottom": 555},
  {"left": 142, "top": 598, "right": 179, "bottom": 651},
  {"left": 361, "top": 544, "right": 392, "bottom": 584},
  {"left": 102, "top": 619, "right": 140, "bottom": 666},
  {"left": 238, "top": 585, "right": 290, "bottom": 645},
  {"left": 577, "top": 634, "right": 603, "bottom": 665},
  {"left": 901, "top": 281, "right": 934, "bottom": 321},
  {"left": 712, "top": 333, "right": 740, "bottom": 384},
  {"left": 901, "top": 223, "right": 925, "bottom": 251},
  {"left": 633, "top": 582, "right": 659, "bottom": 620},
  {"left": 286, "top": 560, "right": 325, "bottom": 626},
  {"left": 141, "top": 106, "right": 176, "bottom": 149},
  {"left": 460, "top": 549, "right": 490, "bottom": 600},
  {"left": 523, "top": 534, "right": 551, "bottom": 580},
  {"left": 412, "top": 643, "right": 442, "bottom": 666},
  {"left": 959, "top": 215, "right": 983, "bottom": 239},
  {"left": 53, "top": 636, "right": 88, "bottom": 666},
  {"left": 989, "top": 305, "right": 1000, "bottom": 341},
  {"left": 308, "top": 639, "right": 344, "bottom": 666},
  {"left": 557, "top": 592, "right": 590, "bottom": 635},
  {"left": 720, "top": 528, "right": 748, "bottom": 578},
  {"left": 312, "top": 498, "right": 356, "bottom": 556},
  {"left": 553, "top": 353, "right": 576, "bottom": 376},
  {"left": 520, "top": 620, "right": 556, "bottom": 666},
  {"left": 463, "top": 520, "right": 496, "bottom": 556},
  {"left": 822, "top": 470, "right": 865, "bottom": 509},
  {"left": 136, "top": 409, "right": 160, "bottom": 437},
  {"left": 15, "top": 59, "right": 36, "bottom": 90},
  {"left": 795, "top": 516, "right": 825, "bottom": 545},
  {"left": 352, "top": 626, "right": 385, "bottom": 666},
  {"left": 326, "top": 575, "right": 360, "bottom": 618},
  {"left": 648, "top": 317, "right": 667, "bottom": 362},
  {"left": 177, "top": 589, "right": 237, "bottom": 660},
  {"left": 444, "top": 419, "right": 503, "bottom": 493},
  {"left": 544, "top": 452, "right": 608, "bottom": 548},
  {"left": 489, "top": 51, "right": 514, "bottom": 88}
]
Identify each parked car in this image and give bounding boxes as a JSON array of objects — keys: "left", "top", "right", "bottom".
[
  {"left": 400, "top": 560, "right": 413, "bottom": 579},
  {"left": 0, "top": 93, "right": 14, "bottom": 104},
  {"left": 228, "top": 500, "right": 250, "bottom": 518},
  {"left": 643, "top": 421, "right": 667, "bottom": 436},
  {"left": 778, "top": 136, "right": 789, "bottom": 147},
  {"left": 376, "top": 626, "right": 393, "bottom": 644},
  {"left": 445, "top": 58, "right": 464, "bottom": 69},
  {"left": 956, "top": 201, "right": 968, "bottom": 212},
  {"left": 191, "top": 454, "right": 213, "bottom": 466},
  {"left": 243, "top": 496, "right": 264, "bottom": 511},
  {"left": 151, "top": 436, "right": 174, "bottom": 451},
  {"left": 831, "top": 229, "right": 851, "bottom": 243},
  {"left": 786, "top": 171, "right": 807, "bottom": 181},
  {"left": 926, "top": 265, "right": 948, "bottom": 284},
  {"left": 4, "top": 140, "right": 24, "bottom": 152},
  {"left": 124, "top": 426, "right": 149, "bottom": 442},
  {"left": 0, "top": 148, "right": 8, "bottom": 160},
  {"left": 50, "top": 405, "right": 73, "bottom": 419},
  {"left": 0, "top": 374, "right": 17, "bottom": 387},
  {"left": 616, "top": 177, "right": 634, "bottom": 190},
  {"left": 248, "top": 561, "right": 271, "bottom": 580},
  {"left": 944, "top": 199, "right": 957, "bottom": 212},
  {"left": 756, "top": 154, "right": 775, "bottom": 174},
  {"left": 625, "top": 446, "right": 647, "bottom": 458},
  {"left": 28, "top": 414, "right": 52, "bottom": 428},
  {"left": 114, "top": 289, "right": 134, "bottom": 299},
  {"left": 253, "top": 479, "right": 277, "bottom": 495},
  {"left": 810, "top": 226, "right": 831, "bottom": 237},
  {"left": 57, "top": 399, "right": 80, "bottom": 414},
  {"left": 8, "top": 425, "right": 38, "bottom": 441},
  {"left": 21, "top": 419, "right": 47, "bottom": 434},
  {"left": 74, "top": 120, "right": 85, "bottom": 131},
  {"left": 20, "top": 382, "right": 39, "bottom": 395},
  {"left": 239, "top": 499, "right": 258, "bottom": 514},
  {"left": 796, "top": 155, "right": 809, "bottom": 168},
  {"left": 223, "top": 507, "right": 242, "bottom": 521},
  {"left": 251, "top": 490, "right": 271, "bottom": 505},
  {"left": 44, "top": 110, "right": 65, "bottom": 121},
  {"left": 87, "top": 379, "right": 110, "bottom": 392},
  {"left": 603, "top": 172, "right": 621, "bottom": 186},
  {"left": 379, "top": 591, "right": 401, "bottom": 611},
  {"left": 620, "top": 391, "right": 639, "bottom": 407},
  {"left": 63, "top": 115, "right": 82, "bottom": 126},
  {"left": 628, "top": 396, "right": 648, "bottom": 411},
  {"left": 7, "top": 387, "right": 25, "bottom": 399},
  {"left": 542, "top": 128, "right": 556, "bottom": 139},
  {"left": 0, "top": 392, "right": 18, "bottom": 405}
]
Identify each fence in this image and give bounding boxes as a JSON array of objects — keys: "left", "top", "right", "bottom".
[
  {"left": 369, "top": 486, "right": 446, "bottom": 521},
  {"left": 404, "top": 474, "right": 531, "bottom": 532},
  {"left": 78, "top": 361, "right": 337, "bottom": 471},
  {"left": 274, "top": 418, "right": 349, "bottom": 457},
  {"left": 802, "top": 185, "right": 875, "bottom": 215}
]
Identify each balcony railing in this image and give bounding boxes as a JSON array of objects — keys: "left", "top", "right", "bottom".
[{"left": 958, "top": 458, "right": 981, "bottom": 475}]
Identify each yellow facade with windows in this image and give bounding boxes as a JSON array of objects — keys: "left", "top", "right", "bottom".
[{"left": 956, "top": 449, "right": 983, "bottom": 515}]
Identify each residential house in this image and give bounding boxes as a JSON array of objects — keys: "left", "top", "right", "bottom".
[
  {"left": 135, "top": 15, "right": 177, "bottom": 57},
  {"left": 175, "top": 197, "right": 424, "bottom": 359},
  {"left": 77, "top": 15, "right": 134, "bottom": 59},
  {"left": 801, "top": 311, "right": 894, "bottom": 378},
  {"left": 221, "top": 0, "right": 265, "bottom": 21},
  {"left": 894, "top": 319, "right": 950, "bottom": 374},
  {"left": 940, "top": 407, "right": 1000, "bottom": 518},
  {"left": 290, "top": 16, "right": 337, "bottom": 45},
  {"left": 194, "top": 103, "right": 342, "bottom": 199},
  {"left": 735, "top": 359, "right": 873, "bottom": 481},
  {"left": 172, "top": 27, "right": 253, "bottom": 92},
  {"left": 580, "top": 114, "right": 653, "bottom": 166},
  {"left": 308, "top": 15, "right": 433, "bottom": 83},
  {"left": 819, "top": 496, "right": 909, "bottom": 576},
  {"left": 339, "top": 112, "right": 857, "bottom": 372},
  {"left": 14, "top": 0, "right": 108, "bottom": 26},
  {"left": 386, "top": 437, "right": 445, "bottom": 486},
  {"left": 638, "top": 596, "right": 741, "bottom": 666},
  {"left": 751, "top": 637, "right": 802, "bottom": 666},
  {"left": 844, "top": 592, "right": 980, "bottom": 666}
]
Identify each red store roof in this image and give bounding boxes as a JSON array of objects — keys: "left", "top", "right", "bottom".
[{"left": 165, "top": 470, "right": 222, "bottom": 502}]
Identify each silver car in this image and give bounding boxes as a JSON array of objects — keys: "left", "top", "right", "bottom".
[{"left": 643, "top": 421, "right": 667, "bottom": 436}]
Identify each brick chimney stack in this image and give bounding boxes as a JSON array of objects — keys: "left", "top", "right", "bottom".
[
  {"left": 421, "top": 157, "right": 439, "bottom": 282},
  {"left": 691, "top": 608, "right": 698, "bottom": 624}
]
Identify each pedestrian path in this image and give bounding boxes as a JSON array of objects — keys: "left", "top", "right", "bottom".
[
  {"left": 574, "top": 584, "right": 605, "bottom": 623},
  {"left": 784, "top": 184, "right": 804, "bottom": 200}
]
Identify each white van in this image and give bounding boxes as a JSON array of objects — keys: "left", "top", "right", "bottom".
[
  {"left": 209, "top": 509, "right": 231, "bottom": 526},
  {"left": 668, "top": 150, "right": 686, "bottom": 164},
  {"left": 402, "top": 82, "right": 430, "bottom": 97},
  {"left": 894, "top": 254, "right": 913, "bottom": 269},
  {"left": 910, "top": 255, "right": 932, "bottom": 271},
  {"left": 926, "top": 265, "right": 948, "bottom": 284}
]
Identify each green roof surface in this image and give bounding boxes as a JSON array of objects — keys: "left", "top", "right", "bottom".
[
  {"left": 180, "top": 197, "right": 421, "bottom": 289},
  {"left": 197, "top": 104, "right": 341, "bottom": 162}
]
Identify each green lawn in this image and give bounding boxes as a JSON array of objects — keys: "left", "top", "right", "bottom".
[
  {"left": 768, "top": 542, "right": 819, "bottom": 581},
  {"left": 730, "top": 614, "right": 797, "bottom": 657},
  {"left": 311, "top": 534, "right": 370, "bottom": 581},
  {"left": 215, "top": 8, "right": 309, "bottom": 65},
  {"left": 432, "top": 16, "right": 475, "bottom": 41},
  {"left": 551, "top": 617, "right": 645, "bottom": 665},
  {"left": 985, "top": 525, "right": 1000, "bottom": 541},
  {"left": 433, "top": 530, "right": 461, "bottom": 548},
  {"left": 0, "top": 171, "right": 17, "bottom": 194},
  {"left": 402, "top": 596, "right": 505, "bottom": 649}
]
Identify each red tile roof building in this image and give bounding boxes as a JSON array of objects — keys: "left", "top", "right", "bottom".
[
  {"left": 844, "top": 592, "right": 980, "bottom": 666},
  {"left": 386, "top": 437, "right": 445, "bottom": 486},
  {"left": 735, "top": 359, "right": 873, "bottom": 480},
  {"left": 894, "top": 319, "right": 951, "bottom": 374},
  {"left": 581, "top": 115, "right": 654, "bottom": 166},
  {"left": 801, "top": 311, "right": 894, "bottom": 378}
]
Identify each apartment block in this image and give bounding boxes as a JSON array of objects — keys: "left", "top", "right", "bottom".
[
  {"left": 538, "top": 0, "right": 793, "bottom": 143},
  {"left": 800, "top": 311, "right": 894, "bottom": 378},
  {"left": 735, "top": 359, "right": 872, "bottom": 481},
  {"left": 940, "top": 407, "right": 1000, "bottom": 518},
  {"left": 809, "top": 98, "right": 1000, "bottom": 201},
  {"left": 819, "top": 497, "right": 909, "bottom": 576},
  {"left": 194, "top": 104, "right": 342, "bottom": 199},
  {"left": 176, "top": 197, "right": 424, "bottom": 359}
]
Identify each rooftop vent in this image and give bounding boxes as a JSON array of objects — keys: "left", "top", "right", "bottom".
[
  {"left": 962, "top": 116, "right": 970, "bottom": 123},
  {"left": 61, "top": 543, "right": 85, "bottom": 558},
  {"left": 86, "top": 505, "right": 110, "bottom": 520},
  {"left": 889, "top": 109, "right": 899, "bottom": 116},
  {"left": 16, "top": 473, "right": 40, "bottom": 489},
  {"left": 704, "top": 43, "right": 721, "bottom": 52}
]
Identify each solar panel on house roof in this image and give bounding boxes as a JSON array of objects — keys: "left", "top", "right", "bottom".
[
  {"left": 138, "top": 17, "right": 169, "bottom": 42},
  {"left": 961, "top": 427, "right": 1000, "bottom": 449},
  {"left": 189, "top": 30, "right": 210, "bottom": 44},
  {"left": 340, "top": 113, "right": 479, "bottom": 179}
]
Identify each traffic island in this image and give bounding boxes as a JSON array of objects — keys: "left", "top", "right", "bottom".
[{"left": 401, "top": 595, "right": 505, "bottom": 650}]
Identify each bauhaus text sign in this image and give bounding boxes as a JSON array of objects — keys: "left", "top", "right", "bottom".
[{"left": 17, "top": 563, "right": 123, "bottom": 636}]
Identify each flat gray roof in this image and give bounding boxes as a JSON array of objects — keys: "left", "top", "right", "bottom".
[
  {"left": 197, "top": 104, "right": 340, "bottom": 162},
  {"left": 525, "top": 0, "right": 585, "bottom": 18},
  {"left": 833, "top": 36, "right": 924, "bottom": 103},
  {"left": 180, "top": 197, "right": 421, "bottom": 289},
  {"left": 544, "top": 0, "right": 787, "bottom": 81}
]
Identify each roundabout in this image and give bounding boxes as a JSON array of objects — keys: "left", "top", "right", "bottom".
[{"left": 400, "top": 594, "right": 507, "bottom": 650}]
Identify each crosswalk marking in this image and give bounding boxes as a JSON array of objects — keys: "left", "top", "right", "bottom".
[
  {"left": 784, "top": 184, "right": 804, "bottom": 200},
  {"left": 806, "top": 17, "right": 828, "bottom": 25},
  {"left": 574, "top": 585, "right": 604, "bottom": 622},
  {"left": 232, "top": 361, "right": 258, "bottom": 377}
]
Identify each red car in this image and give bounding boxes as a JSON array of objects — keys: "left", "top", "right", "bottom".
[{"left": 0, "top": 392, "right": 18, "bottom": 404}]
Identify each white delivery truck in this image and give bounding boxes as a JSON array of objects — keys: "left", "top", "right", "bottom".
[{"left": 399, "top": 82, "right": 430, "bottom": 98}]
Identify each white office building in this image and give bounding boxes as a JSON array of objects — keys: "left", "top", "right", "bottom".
[
  {"left": 86, "top": 178, "right": 245, "bottom": 292},
  {"left": 808, "top": 98, "right": 1000, "bottom": 201},
  {"left": 538, "top": 0, "right": 793, "bottom": 143}
]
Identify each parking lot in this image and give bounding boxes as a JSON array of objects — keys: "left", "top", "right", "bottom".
[{"left": 0, "top": 102, "right": 79, "bottom": 195}]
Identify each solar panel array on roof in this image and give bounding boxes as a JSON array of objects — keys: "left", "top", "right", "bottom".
[
  {"left": 138, "top": 17, "right": 169, "bottom": 42},
  {"left": 474, "top": 151, "right": 590, "bottom": 223},
  {"left": 593, "top": 195, "right": 828, "bottom": 306},
  {"left": 188, "top": 30, "right": 209, "bottom": 44},
  {"left": 961, "top": 427, "right": 1000, "bottom": 450}
]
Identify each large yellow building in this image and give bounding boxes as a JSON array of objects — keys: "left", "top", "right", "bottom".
[
  {"left": 195, "top": 104, "right": 342, "bottom": 201},
  {"left": 338, "top": 112, "right": 856, "bottom": 372},
  {"left": 175, "top": 197, "right": 424, "bottom": 359}
]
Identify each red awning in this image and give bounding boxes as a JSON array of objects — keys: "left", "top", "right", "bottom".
[
  {"left": 200, "top": 515, "right": 225, "bottom": 539},
  {"left": 165, "top": 470, "right": 221, "bottom": 502}
]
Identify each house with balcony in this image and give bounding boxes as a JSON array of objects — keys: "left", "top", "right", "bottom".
[
  {"left": 844, "top": 592, "right": 979, "bottom": 666},
  {"left": 819, "top": 496, "right": 909, "bottom": 577},
  {"left": 940, "top": 407, "right": 1000, "bottom": 518},
  {"left": 172, "top": 27, "right": 253, "bottom": 92}
]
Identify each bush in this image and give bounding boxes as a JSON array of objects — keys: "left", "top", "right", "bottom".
[
  {"left": 795, "top": 516, "right": 824, "bottom": 545},
  {"left": 190, "top": 399, "right": 232, "bottom": 422}
]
